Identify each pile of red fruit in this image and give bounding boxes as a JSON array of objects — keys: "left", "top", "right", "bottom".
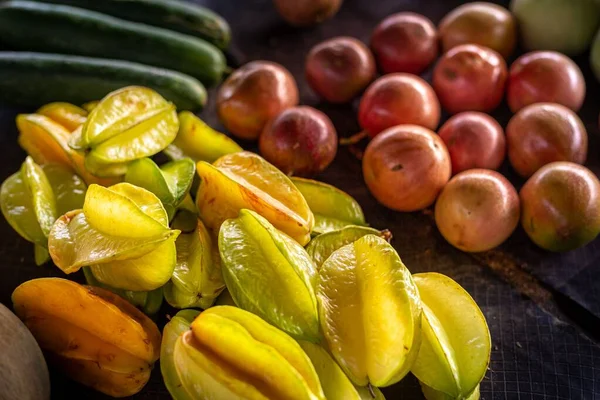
[{"left": 215, "top": 2, "right": 600, "bottom": 254}]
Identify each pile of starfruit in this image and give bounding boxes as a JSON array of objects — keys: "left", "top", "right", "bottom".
[{"left": 2, "top": 85, "right": 492, "bottom": 399}]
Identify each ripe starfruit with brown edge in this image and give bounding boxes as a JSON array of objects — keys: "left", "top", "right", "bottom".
[
  {"left": 17, "top": 113, "right": 116, "bottom": 186},
  {"left": 298, "top": 341, "right": 386, "bottom": 400},
  {"left": 411, "top": 273, "right": 491, "bottom": 400},
  {"left": 12, "top": 278, "right": 161, "bottom": 398},
  {"left": 37, "top": 102, "right": 88, "bottom": 132},
  {"left": 1, "top": 157, "right": 86, "bottom": 265},
  {"left": 125, "top": 157, "right": 195, "bottom": 220},
  {"left": 317, "top": 234, "right": 422, "bottom": 387},
  {"left": 160, "top": 306, "right": 325, "bottom": 400},
  {"left": 48, "top": 183, "right": 180, "bottom": 291},
  {"left": 164, "top": 219, "right": 225, "bottom": 310},
  {"left": 70, "top": 86, "right": 179, "bottom": 177},
  {"left": 219, "top": 209, "right": 320, "bottom": 341},
  {"left": 306, "top": 225, "right": 392, "bottom": 269},
  {"left": 164, "top": 111, "right": 242, "bottom": 163},
  {"left": 82, "top": 267, "right": 163, "bottom": 315},
  {"left": 196, "top": 151, "right": 314, "bottom": 245},
  {"left": 291, "top": 177, "right": 366, "bottom": 236}
]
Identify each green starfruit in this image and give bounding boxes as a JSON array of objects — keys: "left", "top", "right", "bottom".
[
  {"left": 164, "top": 111, "right": 242, "bottom": 163},
  {"left": 125, "top": 157, "right": 195, "bottom": 219},
  {"left": 1, "top": 158, "right": 85, "bottom": 265},
  {"left": 164, "top": 219, "right": 225, "bottom": 309},
  {"left": 298, "top": 341, "right": 386, "bottom": 400},
  {"left": 411, "top": 273, "right": 491, "bottom": 399},
  {"left": 82, "top": 267, "right": 163, "bottom": 315},
  {"left": 291, "top": 177, "right": 366, "bottom": 235},
  {"left": 421, "top": 383, "right": 480, "bottom": 400},
  {"left": 161, "top": 306, "right": 326, "bottom": 400},
  {"left": 71, "top": 86, "right": 179, "bottom": 177},
  {"left": 196, "top": 152, "right": 314, "bottom": 245},
  {"left": 306, "top": 225, "right": 392, "bottom": 269},
  {"left": 317, "top": 234, "right": 422, "bottom": 387},
  {"left": 219, "top": 209, "right": 320, "bottom": 341}
]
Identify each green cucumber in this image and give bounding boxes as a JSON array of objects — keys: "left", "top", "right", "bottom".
[
  {"left": 0, "top": 1, "right": 225, "bottom": 86},
  {"left": 29, "top": 0, "right": 231, "bottom": 50},
  {"left": 0, "top": 52, "right": 207, "bottom": 111}
]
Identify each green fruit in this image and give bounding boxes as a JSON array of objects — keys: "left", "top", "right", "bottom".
[
  {"left": 411, "top": 273, "right": 491, "bottom": 398},
  {"left": 164, "top": 219, "right": 225, "bottom": 309},
  {"left": 164, "top": 111, "right": 242, "bottom": 163},
  {"left": 317, "top": 234, "right": 421, "bottom": 387},
  {"left": 0, "top": 303, "right": 50, "bottom": 400},
  {"left": 82, "top": 267, "right": 163, "bottom": 315},
  {"left": 219, "top": 209, "right": 320, "bottom": 341},
  {"left": 510, "top": 0, "right": 600, "bottom": 55},
  {"left": 299, "top": 341, "right": 386, "bottom": 400},
  {"left": 291, "top": 177, "right": 366, "bottom": 235},
  {"left": 306, "top": 225, "right": 391, "bottom": 269}
]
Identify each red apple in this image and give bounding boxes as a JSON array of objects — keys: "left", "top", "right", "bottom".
[
  {"left": 358, "top": 73, "right": 441, "bottom": 137},
  {"left": 507, "top": 51, "right": 585, "bottom": 113},
  {"left": 305, "top": 36, "right": 376, "bottom": 103},
  {"left": 438, "top": 112, "right": 506, "bottom": 174},
  {"left": 363, "top": 124, "right": 451, "bottom": 211},
  {"left": 506, "top": 103, "right": 587, "bottom": 178},
  {"left": 370, "top": 12, "right": 439, "bottom": 74},
  {"left": 433, "top": 44, "right": 507, "bottom": 114}
]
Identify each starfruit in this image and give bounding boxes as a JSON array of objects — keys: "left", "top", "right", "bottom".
[
  {"left": 317, "top": 234, "right": 422, "bottom": 387},
  {"left": 71, "top": 86, "right": 179, "bottom": 177},
  {"left": 49, "top": 183, "right": 180, "bottom": 291},
  {"left": 291, "top": 177, "right": 366, "bottom": 235},
  {"left": 161, "top": 306, "right": 325, "bottom": 400},
  {"left": 83, "top": 267, "right": 163, "bottom": 315},
  {"left": 164, "top": 111, "right": 242, "bottom": 163},
  {"left": 164, "top": 219, "right": 225, "bottom": 309},
  {"left": 12, "top": 278, "right": 161, "bottom": 397},
  {"left": 17, "top": 113, "right": 115, "bottom": 186},
  {"left": 125, "top": 157, "right": 195, "bottom": 219},
  {"left": 37, "top": 102, "right": 88, "bottom": 132},
  {"left": 197, "top": 152, "right": 314, "bottom": 245},
  {"left": 421, "top": 383, "right": 480, "bottom": 400},
  {"left": 1, "top": 157, "right": 85, "bottom": 265},
  {"left": 82, "top": 101, "right": 99, "bottom": 112},
  {"left": 219, "top": 209, "right": 320, "bottom": 341},
  {"left": 306, "top": 225, "right": 392, "bottom": 269},
  {"left": 411, "top": 273, "right": 491, "bottom": 399},
  {"left": 298, "top": 341, "right": 386, "bottom": 400}
]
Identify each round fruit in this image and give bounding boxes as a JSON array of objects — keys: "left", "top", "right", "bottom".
[
  {"left": 435, "top": 169, "right": 520, "bottom": 252},
  {"left": 217, "top": 61, "right": 299, "bottom": 140},
  {"left": 273, "top": 0, "right": 343, "bottom": 26},
  {"left": 370, "top": 12, "right": 438, "bottom": 74},
  {"left": 362, "top": 124, "right": 451, "bottom": 211},
  {"left": 259, "top": 106, "right": 338, "bottom": 176},
  {"left": 358, "top": 73, "right": 440, "bottom": 137},
  {"left": 433, "top": 44, "right": 507, "bottom": 114},
  {"left": 0, "top": 303, "right": 50, "bottom": 400},
  {"left": 506, "top": 103, "right": 587, "bottom": 178},
  {"left": 507, "top": 51, "right": 585, "bottom": 113},
  {"left": 438, "top": 112, "right": 506, "bottom": 174},
  {"left": 510, "top": 0, "right": 600, "bottom": 56},
  {"left": 520, "top": 162, "right": 600, "bottom": 252},
  {"left": 439, "top": 2, "right": 517, "bottom": 59},
  {"left": 305, "top": 36, "right": 376, "bottom": 103}
]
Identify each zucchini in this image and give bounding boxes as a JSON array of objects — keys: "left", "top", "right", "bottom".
[
  {"left": 29, "top": 0, "right": 231, "bottom": 50},
  {"left": 0, "top": 52, "right": 207, "bottom": 111},
  {"left": 0, "top": 1, "right": 225, "bottom": 86}
]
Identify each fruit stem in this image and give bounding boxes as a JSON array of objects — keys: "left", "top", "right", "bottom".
[{"left": 339, "top": 130, "right": 368, "bottom": 146}]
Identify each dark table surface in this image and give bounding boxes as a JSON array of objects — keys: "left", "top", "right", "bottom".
[{"left": 1, "top": 0, "right": 600, "bottom": 399}]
